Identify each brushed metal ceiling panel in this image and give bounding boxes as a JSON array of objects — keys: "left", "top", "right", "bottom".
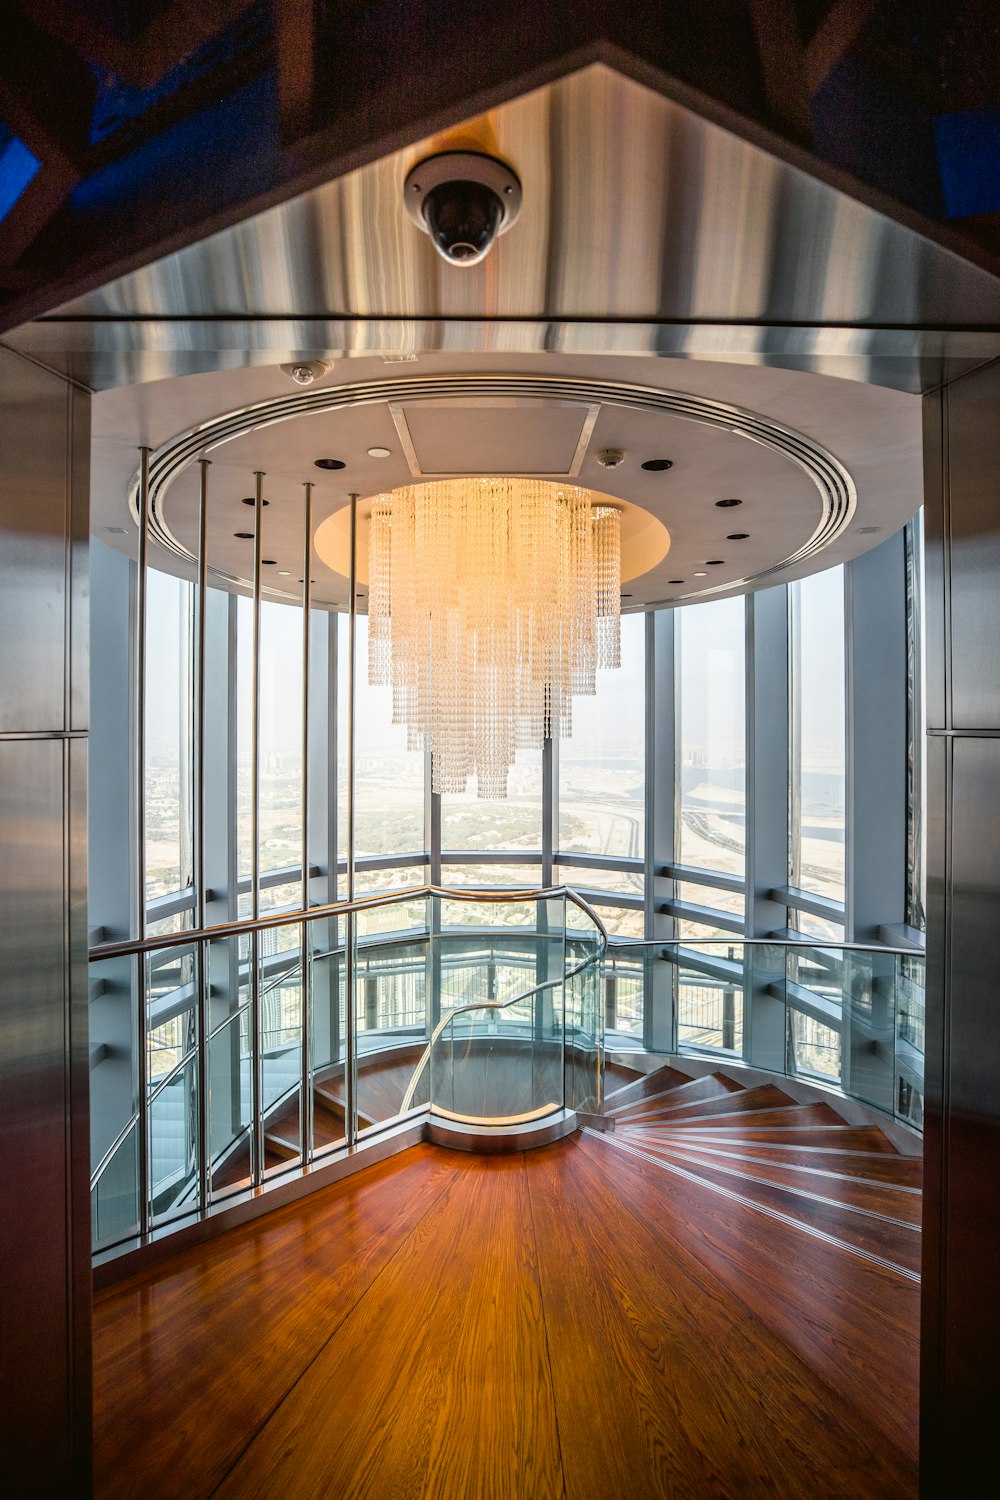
[{"left": 9, "top": 65, "right": 1000, "bottom": 393}]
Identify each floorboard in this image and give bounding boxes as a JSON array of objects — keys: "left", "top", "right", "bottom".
[{"left": 92, "top": 1130, "right": 919, "bottom": 1498}]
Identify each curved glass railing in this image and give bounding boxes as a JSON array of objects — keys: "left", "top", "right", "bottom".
[
  {"left": 88, "top": 885, "right": 607, "bottom": 1254},
  {"left": 601, "top": 938, "right": 925, "bottom": 1132}
]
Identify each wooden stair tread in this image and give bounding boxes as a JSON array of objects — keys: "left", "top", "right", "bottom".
[
  {"left": 624, "top": 1123, "right": 901, "bottom": 1152},
  {"left": 625, "top": 1102, "right": 846, "bottom": 1132},
  {"left": 609, "top": 1072, "right": 741, "bottom": 1120},
  {"left": 601, "top": 1064, "right": 693, "bottom": 1110},
  {"left": 632, "top": 1082, "right": 794, "bottom": 1124},
  {"left": 578, "top": 1132, "right": 920, "bottom": 1460},
  {"left": 603, "top": 1060, "right": 644, "bottom": 1092},
  {"left": 619, "top": 1140, "right": 922, "bottom": 1274},
  {"left": 650, "top": 1138, "right": 924, "bottom": 1186},
  {"left": 648, "top": 1139, "right": 923, "bottom": 1220}
]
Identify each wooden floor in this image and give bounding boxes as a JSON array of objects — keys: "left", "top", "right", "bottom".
[{"left": 93, "top": 1073, "right": 920, "bottom": 1499}]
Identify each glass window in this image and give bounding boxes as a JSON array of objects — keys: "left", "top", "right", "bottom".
[
  {"left": 340, "top": 614, "right": 427, "bottom": 889},
  {"left": 789, "top": 566, "right": 846, "bottom": 912},
  {"left": 677, "top": 596, "right": 746, "bottom": 880},
  {"left": 144, "top": 568, "right": 193, "bottom": 913},
  {"left": 556, "top": 862, "right": 644, "bottom": 902},
  {"left": 558, "top": 612, "right": 645, "bottom": 888},
  {"left": 440, "top": 751, "right": 542, "bottom": 856},
  {"left": 258, "top": 599, "right": 304, "bottom": 913}
]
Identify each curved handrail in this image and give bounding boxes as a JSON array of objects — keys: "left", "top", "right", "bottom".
[
  {"left": 88, "top": 882, "right": 609, "bottom": 962},
  {"left": 90, "top": 884, "right": 608, "bottom": 1192}
]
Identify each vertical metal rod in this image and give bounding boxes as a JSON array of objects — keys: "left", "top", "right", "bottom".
[
  {"left": 345, "top": 493, "right": 358, "bottom": 1145},
  {"left": 300, "top": 482, "right": 313, "bottom": 1163},
  {"left": 250, "top": 470, "right": 264, "bottom": 1183},
  {"left": 195, "top": 459, "right": 210, "bottom": 1211},
  {"left": 135, "top": 446, "right": 151, "bottom": 1235}
]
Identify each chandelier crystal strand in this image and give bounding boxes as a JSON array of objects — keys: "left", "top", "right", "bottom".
[{"left": 367, "top": 477, "right": 621, "bottom": 798}]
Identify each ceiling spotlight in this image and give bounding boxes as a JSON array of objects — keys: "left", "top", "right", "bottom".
[
  {"left": 668, "top": 579, "right": 685, "bottom": 584},
  {"left": 234, "top": 531, "right": 254, "bottom": 539},
  {"left": 706, "top": 559, "right": 726, "bottom": 566},
  {"left": 367, "top": 447, "right": 392, "bottom": 458},
  {"left": 314, "top": 458, "right": 346, "bottom": 471},
  {"left": 241, "top": 496, "right": 269, "bottom": 506},
  {"left": 262, "top": 559, "right": 277, "bottom": 566},
  {"left": 278, "top": 570, "right": 291, "bottom": 576},
  {"left": 280, "top": 360, "right": 331, "bottom": 386},
  {"left": 694, "top": 570, "right": 707, "bottom": 577},
  {"left": 404, "top": 151, "right": 522, "bottom": 266},
  {"left": 641, "top": 458, "right": 673, "bottom": 472},
  {"left": 715, "top": 497, "right": 742, "bottom": 508},
  {"left": 726, "top": 533, "right": 749, "bottom": 541},
  {"left": 596, "top": 449, "right": 625, "bottom": 469}
]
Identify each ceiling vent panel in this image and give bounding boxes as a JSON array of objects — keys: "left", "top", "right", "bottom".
[{"left": 389, "top": 397, "right": 599, "bottom": 477}]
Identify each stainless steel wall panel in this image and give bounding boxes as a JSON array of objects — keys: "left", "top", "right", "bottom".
[
  {"left": 944, "top": 360, "right": 1000, "bottom": 731},
  {"left": 921, "top": 356, "right": 1000, "bottom": 1496},
  {"left": 69, "top": 385, "right": 91, "bottom": 734},
  {"left": 922, "top": 387, "right": 947, "bottom": 735},
  {"left": 0, "top": 352, "right": 71, "bottom": 733},
  {"left": 0, "top": 739, "right": 90, "bottom": 1492},
  {"left": 0, "top": 343, "right": 91, "bottom": 1495}
]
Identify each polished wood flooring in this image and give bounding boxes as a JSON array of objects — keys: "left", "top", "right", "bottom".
[{"left": 93, "top": 1069, "right": 920, "bottom": 1498}]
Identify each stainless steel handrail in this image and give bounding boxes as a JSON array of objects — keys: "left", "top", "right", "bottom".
[
  {"left": 88, "top": 882, "right": 610, "bottom": 961},
  {"left": 608, "top": 937, "right": 925, "bottom": 958},
  {"left": 90, "top": 885, "right": 608, "bottom": 1194}
]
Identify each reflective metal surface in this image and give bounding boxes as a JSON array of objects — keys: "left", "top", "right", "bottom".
[
  {"left": 0, "top": 346, "right": 92, "bottom": 1494},
  {"left": 921, "top": 357, "right": 1000, "bottom": 1493},
  {"left": 8, "top": 66, "right": 1000, "bottom": 393}
]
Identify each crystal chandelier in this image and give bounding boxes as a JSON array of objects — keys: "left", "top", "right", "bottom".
[{"left": 367, "top": 477, "right": 621, "bottom": 798}]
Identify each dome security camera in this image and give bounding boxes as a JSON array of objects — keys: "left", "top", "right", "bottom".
[
  {"left": 280, "top": 360, "right": 331, "bottom": 386},
  {"left": 404, "top": 151, "right": 522, "bottom": 266}
]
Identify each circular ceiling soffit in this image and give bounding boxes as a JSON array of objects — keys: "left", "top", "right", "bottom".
[
  {"left": 314, "top": 480, "right": 670, "bottom": 586},
  {"left": 131, "top": 374, "right": 856, "bottom": 605}
]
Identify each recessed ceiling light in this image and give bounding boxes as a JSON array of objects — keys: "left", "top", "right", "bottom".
[
  {"left": 715, "top": 497, "right": 742, "bottom": 508},
  {"left": 641, "top": 458, "right": 673, "bottom": 472},
  {"left": 278, "top": 570, "right": 291, "bottom": 576},
  {"left": 314, "top": 458, "right": 346, "bottom": 471},
  {"left": 706, "top": 559, "right": 725, "bottom": 566},
  {"left": 620, "top": 593, "right": 633, "bottom": 599},
  {"left": 726, "top": 533, "right": 749, "bottom": 541},
  {"left": 241, "top": 496, "right": 269, "bottom": 506},
  {"left": 234, "top": 531, "right": 254, "bottom": 539},
  {"left": 668, "top": 578, "right": 685, "bottom": 584},
  {"left": 367, "top": 447, "right": 392, "bottom": 458},
  {"left": 694, "top": 570, "right": 707, "bottom": 577},
  {"left": 262, "top": 559, "right": 277, "bottom": 566}
]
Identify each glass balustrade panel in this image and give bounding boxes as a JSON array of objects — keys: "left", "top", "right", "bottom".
[
  {"left": 92, "top": 1116, "right": 140, "bottom": 1250},
  {"left": 429, "top": 895, "right": 565, "bottom": 1122},
  {"left": 306, "top": 914, "right": 348, "bottom": 1155},
  {"left": 146, "top": 944, "right": 200, "bottom": 1225},
  {"left": 675, "top": 941, "right": 745, "bottom": 1054},
  {"left": 89, "top": 952, "right": 140, "bottom": 1246},
  {"left": 207, "top": 934, "right": 254, "bottom": 1196},
  {"left": 895, "top": 952, "right": 925, "bottom": 1128},
  {"left": 354, "top": 896, "right": 430, "bottom": 1133},
  {"left": 258, "top": 923, "right": 305, "bottom": 1175}
]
